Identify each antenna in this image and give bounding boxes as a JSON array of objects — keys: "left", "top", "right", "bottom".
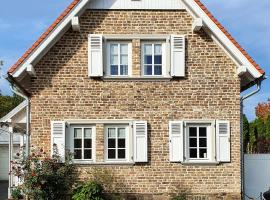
[{"left": 0, "top": 60, "right": 3, "bottom": 96}]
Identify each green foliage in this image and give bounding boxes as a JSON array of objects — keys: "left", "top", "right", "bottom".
[
  {"left": 266, "top": 116, "right": 270, "bottom": 138},
  {"left": 243, "top": 115, "right": 250, "bottom": 153},
  {"left": 171, "top": 194, "right": 187, "bottom": 200},
  {"left": 0, "top": 93, "right": 24, "bottom": 118},
  {"left": 72, "top": 181, "right": 104, "bottom": 200},
  {"left": 11, "top": 187, "right": 23, "bottom": 200},
  {"left": 12, "top": 147, "right": 75, "bottom": 200}
]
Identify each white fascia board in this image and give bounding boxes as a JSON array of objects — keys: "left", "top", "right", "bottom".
[
  {"left": 182, "top": 0, "right": 262, "bottom": 79},
  {"left": 13, "top": 0, "right": 90, "bottom": 77},
  {"left": 0, "top": 101, "right": 27, "bottom": 123}
]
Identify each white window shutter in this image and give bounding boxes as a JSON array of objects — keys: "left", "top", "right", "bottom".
[
  {"left": 88, "top": 34, "right": 103, "bottom": 77},
  {"left": 169, "top": 121, "right": 184, "bottom": 162},
  {"left": 134, "top": 121, "right": 148, "bottom": 162},
  {"left": 51, "top": 121, "right": 66, "bottom": 162},
  {"left": 171, "top": 35, "right": 185, "bottom": 77},
  {"left": 216, "top": 120, "right": 231, "bottom": 162}
]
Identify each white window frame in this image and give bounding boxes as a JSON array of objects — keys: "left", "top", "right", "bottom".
[
  {"left": 70, "top": 125, "right": 96, "bottom": 163},
  {"left": 141, "top": 41, "right": 167, "bottom": 77},
  {"left": 106, "top": 41, "right": 132, "bottom": 77},
  {"left": 184, "top": 121, "right": 216, "bottom": 163},
  {"left": 104, "top": 124, "right": 132, "bottom": 163}
]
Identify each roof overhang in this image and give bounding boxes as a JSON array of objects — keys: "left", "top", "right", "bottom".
[{"left": 7, "top": 0, "right": 265, "bottom": 92}]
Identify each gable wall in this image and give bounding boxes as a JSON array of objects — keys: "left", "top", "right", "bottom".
[{"left": 30, "top": 10, "right": 241, "bottom": 199}]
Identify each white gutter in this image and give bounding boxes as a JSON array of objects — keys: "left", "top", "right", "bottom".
[{"left": 240, "top": 81, "right": 262, "bottom": 199}]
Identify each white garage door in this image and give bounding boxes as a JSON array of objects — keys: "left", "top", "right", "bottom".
[{"left": 0, "top": 146, "right": 9, "bottom": 180}]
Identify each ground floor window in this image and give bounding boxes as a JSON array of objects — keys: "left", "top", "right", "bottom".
[
  {"left": 70, "top": 125, "right": 95, "bottom": 161},
  {"left": 105, "top": 125, "right": 129, "bottom": 162}
]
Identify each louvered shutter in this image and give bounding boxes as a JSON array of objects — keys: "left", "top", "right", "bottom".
[
  {"left": 134, "top": 121, "right": 148, "bottom": 162},
  {"left": 169, "top": 121, "right": 184, "bottom": 162},
  {"left": 88, "top": 34, "right": 103, "bottom": 77},
  {"left": 171, "top": 35, "right": 185, "bottom": 77},
  {"left": 216, "top": 120, "right": 231, "bottom": 162},
  {"left": 51, "top": 121, "right": 66, "bottom": 162}
]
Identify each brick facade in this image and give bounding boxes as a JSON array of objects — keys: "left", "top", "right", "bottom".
[{"left": 30, "top": 10, "right": 241, "bottom": 199}]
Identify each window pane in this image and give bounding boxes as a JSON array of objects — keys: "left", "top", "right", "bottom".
[
  {"left": 199, "top": 127, "right": 207, "bottom": 137},
  {"left": 189, "top": 149, "right": 197, "bottom": 158},
  {"left": 144, "top": 65, "right": 152, "bottom": 75},
  {"left": 189, "top": 127, "right": 197, "bottom": 137},
  {"left": 154, "top": 44, "right": 162, "bottom": 55},
  {"left": 84, "top": 128, "right": 92, "bottom": 138},
  {"left": 154, "top": 55, "right": 162, "bottom": 64},
  {"left": 110, "top": 65, "right": 118, "bottom": 75},
  {"left": 110, "top": 44, "right": 118, "bottom": 55},
  {"left": 120, "top": 65, "right": 128, "bottom": 75},
  {"left": 199, "top": 149, "right": 207, "bottom": 159},
  {"left": 120, "top": 44, "right": 128, "bottom": 54},
  {"left": 74, "top": 128, "right": 82, "bottom": 138},
  {"left": 108, "top": 128, "right": 116, "bottom": 138},
  {"left": 144, "top": 44, "right": 152, "bottom": 55},
  {"left": 108, "top": 139, "right": 116, "bottom": 148},
  {"left": 144, "top": 55, "right": 152, "bottom": 65},
  {"left": 118, "top": 139, "right": 126, "bottom": 148},
  {"left": 108, "top": 149, "right": 116, "bottom": 159},
  {"left": 84, "top": 139, "right": 92, "bottom": 148},
  {"left": 189, "top": 138, "right": 197, "bottom": 148},
  {"left": 118, "top": 128, "right": 126, "bottom": 138},
  {"left": 154, "top": 65, "right": 162, "bottom": 75},
  {"left": 74, "top": 149, "right": 82, "bottom": 159},
  {"left": 110, "top": 55, "right": 118, "bottom": 65},
  {"left": 120, "top": 55, "right": 128, "bottom": 65},
  {"left": 84, "top": 149, "right": 92, "bottom": 159},
  {"left": 118, "top": 149, "right": 126, "bottom": 159},
  {"left": 199, "top": 138, "right": 207, "bottom": 148},
  {"left": 74, "top": 139, "right": 82, "bottom": 148}
]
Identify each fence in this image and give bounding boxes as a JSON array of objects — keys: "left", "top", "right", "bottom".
[{"left": 244, "top": 154, "right": 270, "bottom": 199}]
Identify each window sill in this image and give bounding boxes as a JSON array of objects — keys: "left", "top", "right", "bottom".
[
  {"left": 102, "top": 76, "right": 172, "bottom": 81},
  {"left": 181, "top": 161, "right": 220, "bottom": 166},
  {"left": 73, "top": 162, "right": 135, "bottom": 166}
]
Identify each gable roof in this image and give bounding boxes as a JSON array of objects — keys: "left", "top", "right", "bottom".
[
  {"left": 7, "top": 0, "right": 265, "bottom": 79},
  {"left": 0, "top": 100, "right": 27, "bottom": 123}
]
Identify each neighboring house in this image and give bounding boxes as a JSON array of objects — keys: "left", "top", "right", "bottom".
[
  {"left": 6, "top": 0, "right": 266, "bottom": 199},
  {"left": 0, "top": 101, "right": 26, "bottom": 181}
]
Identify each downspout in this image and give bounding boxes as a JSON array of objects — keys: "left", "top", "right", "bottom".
[{"left": 240, "top": 81, "right": 262, "bottom": 199}]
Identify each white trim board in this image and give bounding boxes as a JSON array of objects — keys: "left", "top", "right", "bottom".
[
  {"left": 0, "top": 101, "right": 27, "bottom": 123},
  {"left": 88, "top": 0, "right": 185, "bottom": 10}
]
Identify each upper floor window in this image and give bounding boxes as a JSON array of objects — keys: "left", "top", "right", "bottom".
[
  {"left": 106, "top": 42, "right": 132, "bottom": 76},
  {"left": 141, "top": 42, "right": 165, "bottom": 76}
]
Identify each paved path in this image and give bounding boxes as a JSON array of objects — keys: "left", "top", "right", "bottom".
[{"left": 0, "top": 181, "right": 8, "bottom": 200}]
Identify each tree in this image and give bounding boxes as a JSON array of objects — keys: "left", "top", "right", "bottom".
[
  {"left": 243, "top": 115, "right": 250, "bottom": 153},
  {"left": 256, "top": 99, "right": 270, "bottom": 122},
  {"left": 0, "top": 94, "right": 24, "bottom": 118}
]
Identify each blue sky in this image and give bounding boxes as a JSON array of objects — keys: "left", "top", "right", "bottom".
[{"left": 0, "top": 0, "right": 269, "bottom": 121}]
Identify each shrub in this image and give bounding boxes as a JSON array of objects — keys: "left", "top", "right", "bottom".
[
  {"left": 11, "top": 146, "right": 75, "bottom": 200},
  {"left": 72, "top": 181, "right": 104, "bottom": 200},
  {"left": 11, "top": 187, "right": 23, "bottom": 200}
]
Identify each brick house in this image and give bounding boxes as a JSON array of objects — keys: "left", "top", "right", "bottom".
[{"left": 7, "top": 0, "right": 266, "bottom": 199}]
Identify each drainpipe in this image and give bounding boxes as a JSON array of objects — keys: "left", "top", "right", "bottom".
[{"left": 240, "top": 81, "right": 262, "bottom": 199}]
